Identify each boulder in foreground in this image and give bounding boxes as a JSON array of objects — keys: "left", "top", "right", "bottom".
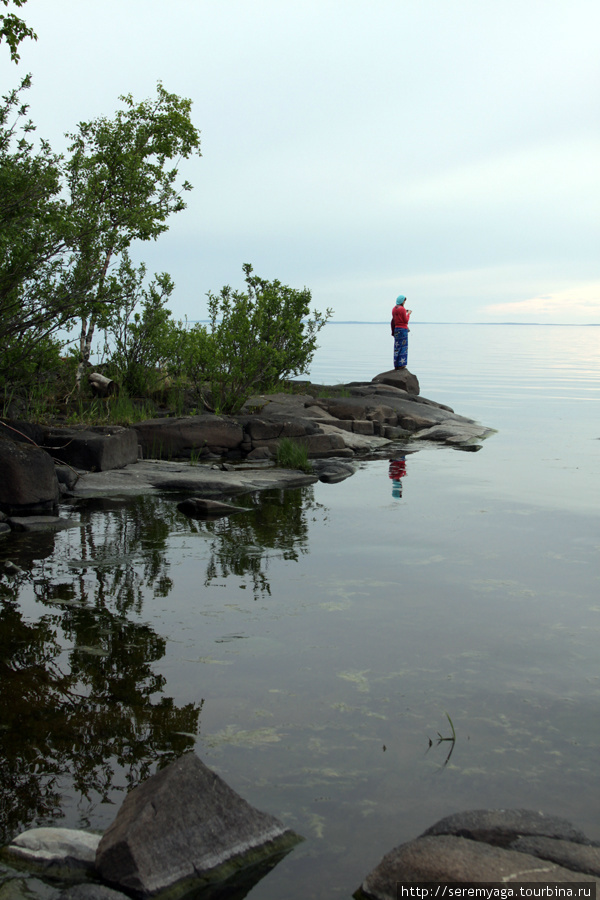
[
  {"left": 0, "top": 432, "right": 59, "bottom": 513},
  {"left": 358, "top": 809, "right": 600, "bottom": 899},
  {"left": 95, "top": 752, "right": 301, "bottom": 898}
]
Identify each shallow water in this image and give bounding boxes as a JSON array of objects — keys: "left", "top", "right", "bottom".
[{"left": 1, "top": 324, "right": 599, "bottom": 900}]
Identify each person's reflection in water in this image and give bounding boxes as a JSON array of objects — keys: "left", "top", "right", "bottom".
[{"left": 389, "top": 457, "right": 407, "bottom": 498}]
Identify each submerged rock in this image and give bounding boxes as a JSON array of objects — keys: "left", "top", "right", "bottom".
[
  {"left": 7, "top": 515, "right": 80, "bottom": 533},
  {"left": 95, "top": 752, "right": 302, "bottom": 898},
  {"left": 311, "top": 459, "right": 358, "bottom": 484}
]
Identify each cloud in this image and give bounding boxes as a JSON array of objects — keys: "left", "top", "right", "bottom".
[{"left": 484, "top": 284, "right": 600, "bottom": 322}]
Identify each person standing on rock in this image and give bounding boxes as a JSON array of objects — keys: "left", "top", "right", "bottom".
[{"left": 391, "top": 295, "right": 412, "bottom": 369}]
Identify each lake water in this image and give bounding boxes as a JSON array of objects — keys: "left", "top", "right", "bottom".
[{"left": 1, "top": 324, "right": 599, "bottom": 900}]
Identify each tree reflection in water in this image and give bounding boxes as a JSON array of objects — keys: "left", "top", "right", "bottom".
[
  {"left": 0, "top": 495, "right": 202, "bottom": 846},
  {"left": 201, "top": 487, "right": 324, "bottom": 600},
  {"left": 0, "top": 485, "right": 326, "bottom": 844}
]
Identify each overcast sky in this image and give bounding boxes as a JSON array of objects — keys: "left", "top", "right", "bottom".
[{"left": 3, "top": 0, "right": 600, "bottom": 323}]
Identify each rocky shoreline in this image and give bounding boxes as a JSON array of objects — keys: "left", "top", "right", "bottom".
[
  {"left": 2, "top": 755, "right": 599, "bottom": 900},
  {"left": 1, "top": 369, "right": 494, "bottom": 524}
]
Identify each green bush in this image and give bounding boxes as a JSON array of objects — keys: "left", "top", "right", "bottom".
[
  {"left": 276, "top": 437, "right": 311, "bottom": 473},
  {"left": 192, "top": 264, "right": 332, "bottom": 414},
  {"left": 101, "top": 255, "right": 177, "bottom": 396}
]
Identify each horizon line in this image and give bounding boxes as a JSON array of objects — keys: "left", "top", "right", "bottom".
[{"left": 326, "top": 320, "right": 600, "bottom": 326}]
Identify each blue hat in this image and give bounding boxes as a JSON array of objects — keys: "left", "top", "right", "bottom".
[{"left": 395, "top": 295, "right": 406, "bottom": 305}]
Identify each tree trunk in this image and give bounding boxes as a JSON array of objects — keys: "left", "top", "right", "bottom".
[
  {"left": 75, "top": 312, "right": 96, "bottom": 391},
  {"left": 74, "top": 248, "right": 113, "bottom": 391}
]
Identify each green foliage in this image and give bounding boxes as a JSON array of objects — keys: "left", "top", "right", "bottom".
[
  {"left": 276, "top": 437, "right": 311, "bottom": 473},
  {"left": 63, "top": 393, "right": 157, "bottom": 426},
  {"left": 0, "top": 77, "right": 75, "bottom": 383},
  {"left": 0, "top": 77, "right": 201, "bottom": 389},
  {"left": 65, "top": 82, "right": 201, "bottom": 381},
  {"left": 1, "top": 0, "right": 36, "bottom": 62},
  {"left": 196, "top": 264, "right": 332, "bottom": 414},
  {"left": 1, "top": 331, "right": 62, "bottom": 389},
  {"left": 66, "top": 82, "right": 200, "bottom": 268},
  {"left": 169, "top": 321, "right": 213, "bottom": 400},
  {"left": 102, "top": 253, "right": 177, "bottom": 396}
]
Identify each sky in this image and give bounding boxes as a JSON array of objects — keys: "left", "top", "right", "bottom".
[{"left": 2, "top": 0, "right": 600, "bottom": 323}]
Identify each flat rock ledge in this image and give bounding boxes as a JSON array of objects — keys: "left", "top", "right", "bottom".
[{"left": 358, "top": 809, "right": 600, "bottom": 900}]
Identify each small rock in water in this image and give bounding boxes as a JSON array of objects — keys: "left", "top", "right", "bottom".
[{"left": 5, "top": 827, "right": 101, "bottom": 875}]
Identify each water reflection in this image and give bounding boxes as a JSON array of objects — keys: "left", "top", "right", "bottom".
[
  {"left": 199, "top": 488, "right": 325, "bottom": 599},
  {"left": 0, "top": 495, "right": 206, "bottom": 846},
  {"left": 388, "top": 457, "right": 407, "bottom": 499},
  {"left": 0, "top": 488, "right": 327, "bottom": 845}
]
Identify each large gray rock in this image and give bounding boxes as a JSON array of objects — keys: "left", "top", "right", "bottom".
[
  {"left": 0, "top": 433, "right": 59, "bottom": 512},
  {"left": 95, "top": 753, "right": 301, "bottom": 898},
  {"left": 133, "top": 416, "right": 243, "bottom": 459},
  {"left": 359, "top": 810, "right": 599, "bottom": 900},
  {"left": 317, "top": 424, "right": 390, "bottom": 453},
  {"left": 412, "top": 421, "right": 495, "bottom": 445},
  {"left": 241, "top": 415, "right": 319, "bottom": 442},
  {"left": 43, "top": 426, "right": 138, "bottom": 472},
  {"left": 239, "top": 392, "right": 319, "bottom": 418},
  {"left": 0, "top": 420, "right": 46, "bottom": 445},
  {"left": 509, "top": 836, "right": 600, "bottom": 877},
  {"left": 297, "top": 431, "right": 349, "bottom": 456},
  {"left": 71, "top": 460, "right": 318, "bottom": 498},
  {"left": 424, "top": 808, "right": 590, "bottom": 844}
]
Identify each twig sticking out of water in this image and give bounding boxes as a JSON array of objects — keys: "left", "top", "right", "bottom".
[{"left": 427, "top": 712, "right": 457, "bottom": 767}]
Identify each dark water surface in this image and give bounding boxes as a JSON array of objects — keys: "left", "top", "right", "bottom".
[{"left": 1, "top": 325, "right": 599, "bottom": 900}]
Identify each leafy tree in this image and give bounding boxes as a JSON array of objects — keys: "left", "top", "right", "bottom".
[
  {"left": 65, "top": 82, "right": 201, "bottom": 387},
  {"left": 171, "top": 321, "right": 213, "bottom": 398},
  {"left": 0, "top": 0, "right": 36, "bottom": 63},
  {"left": 0, "top": 77, "right": 75, "bottom": 383},
  {"left": 102, "top": 253, "right": 177, "bottom": 396},
  {"left": 197, "top": 264, "right": 332, "bottom": 413}
]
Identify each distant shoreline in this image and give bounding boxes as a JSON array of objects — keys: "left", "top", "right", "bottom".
[
  {"left": 188, "top": 320, "right": 600, "bottom": 326},
  {"left": 325, "top": 321, "right": 600, "bottom": 326}
]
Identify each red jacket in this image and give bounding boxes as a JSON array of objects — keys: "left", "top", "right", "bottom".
[{"left": 391, "top": 305, "right": 410, "bottom": 332}]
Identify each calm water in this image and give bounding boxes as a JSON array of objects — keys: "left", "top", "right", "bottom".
[{"left": 1, "top": 325, "right": 599, "bottom": 900}]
